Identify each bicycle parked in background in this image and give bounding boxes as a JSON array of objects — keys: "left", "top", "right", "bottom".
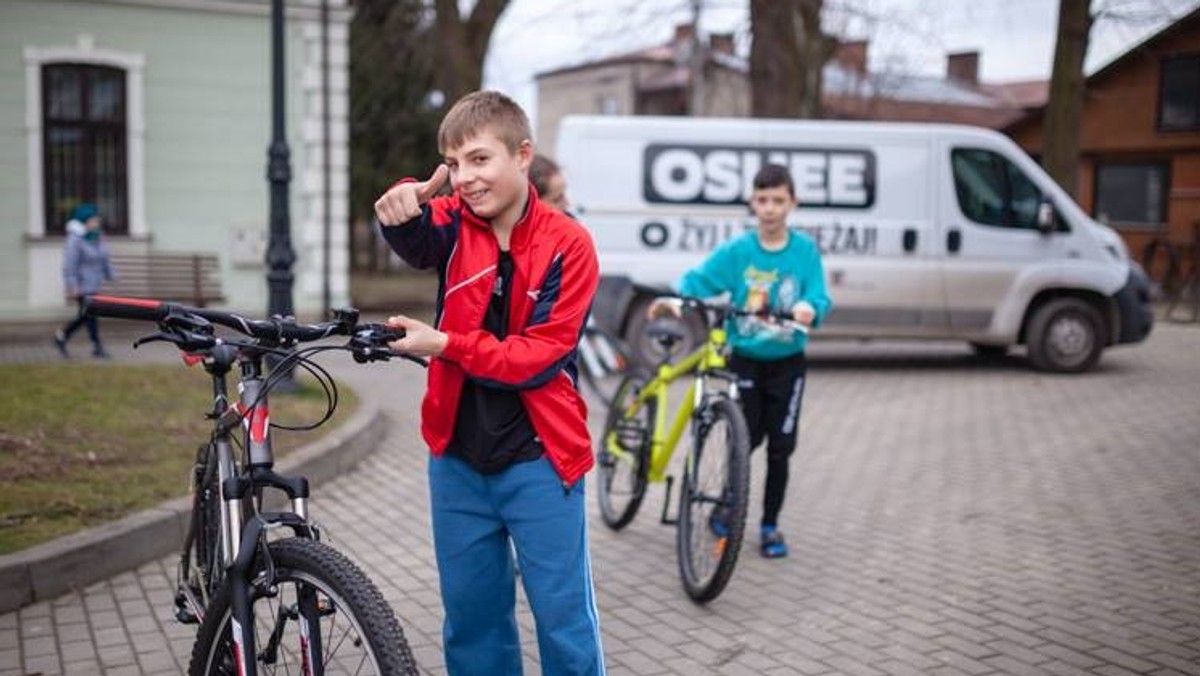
[
  {"left": 596, "top": 296, "right": 804, "bottom": 603},
  {"left": 85, "top": 295, "right": 420, "bottom": 676},
  {"left": 1141, "top": 220, "right": 1199, "bottom": 323},
  {"left": 577, "top": 315, "right": 630, "bottom": 407}
]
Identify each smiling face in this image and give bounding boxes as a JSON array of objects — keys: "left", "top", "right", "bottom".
[
  {"left": 444, "top": 127, "right": 533, "bottom": 228},
  {"left": 749, "top": 184, "right": 797, "bottom": 239}
]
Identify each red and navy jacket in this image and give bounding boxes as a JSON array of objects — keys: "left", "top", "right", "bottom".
[{"left": 379, "top": 185, "right": 600, "bottom": 486}]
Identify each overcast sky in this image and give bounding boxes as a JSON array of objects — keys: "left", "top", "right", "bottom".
[{"left": 481, "top": 0, "right": 1200, "bottom": 129}]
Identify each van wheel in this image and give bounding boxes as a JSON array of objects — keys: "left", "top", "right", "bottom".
[
  {"left": 1026, "top": 298, "right": 1106, "bottom": 373},
  {"left": 625, "top": 298, "right": 705, "bottom": 369}
]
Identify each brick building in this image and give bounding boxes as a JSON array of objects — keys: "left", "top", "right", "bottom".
[{"left": 1007, "top": 8, "right": 1200, "bottom": 273}]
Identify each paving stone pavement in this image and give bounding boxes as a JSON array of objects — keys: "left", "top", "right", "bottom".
[{"left": 2, "top": 323, "right": 1199, "bottom": 675}]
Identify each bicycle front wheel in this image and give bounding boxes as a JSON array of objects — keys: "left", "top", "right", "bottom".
[
  {"left": 596, "top": 374, "right": 654, "bottom": 530},
  {"left": 677, "top": 395, "right": 750, "bottom": 603},
  {"left": 188, "top": 538, "right": 417, "bottom": 676}
]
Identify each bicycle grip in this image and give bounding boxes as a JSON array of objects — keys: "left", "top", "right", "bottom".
[
  {"left": 84, "top": 295, "right": 172, "bottom": 321},
  {"left": 359, "top": 323, "right": 405, "bottom": 345}
]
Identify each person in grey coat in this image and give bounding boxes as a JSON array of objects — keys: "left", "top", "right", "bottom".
[{"left": 54, "top": 203, "right": 115, "bottom": 358}]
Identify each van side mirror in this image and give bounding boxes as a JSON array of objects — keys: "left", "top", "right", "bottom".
[{"left": 1036, "top": 200, "right": 1056, "bottom": 234}]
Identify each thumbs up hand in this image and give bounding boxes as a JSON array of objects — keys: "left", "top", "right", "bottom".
[{"left": 375, "top": 164, "right": 450, "bottom": 226}]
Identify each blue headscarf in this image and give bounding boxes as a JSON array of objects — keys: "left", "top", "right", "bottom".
[{"left": 72, "top": 202, "right": 99, "bottom": 222}]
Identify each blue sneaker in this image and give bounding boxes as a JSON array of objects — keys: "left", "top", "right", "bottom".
[{"left": 761, "top": 526, "right": 788, "bottom": 558}]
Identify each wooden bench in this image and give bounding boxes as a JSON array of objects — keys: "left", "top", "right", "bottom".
[{"left": 106, "top": 252, "right": 225, "bottom": 307}]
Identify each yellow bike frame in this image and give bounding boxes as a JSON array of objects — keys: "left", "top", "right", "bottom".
[{"left": 606, "top": 324, "right": 734, "bottom": 483}]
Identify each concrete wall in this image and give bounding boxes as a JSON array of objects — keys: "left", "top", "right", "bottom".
[{"left": 536, "top": 63, "right": 636, "bottom": 158}]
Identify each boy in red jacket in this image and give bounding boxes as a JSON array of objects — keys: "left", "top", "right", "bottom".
[{"left": 374, "top": 91, "right": 604, "bottom": 676}]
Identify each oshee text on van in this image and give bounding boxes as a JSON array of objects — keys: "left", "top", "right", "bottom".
[{"left": 642, "top": 143, "right": 876, "bottom": 208}]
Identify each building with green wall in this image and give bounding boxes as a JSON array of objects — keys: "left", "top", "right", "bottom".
[{"left": 0, "top": 0, "right": 351, "bottom": 320}]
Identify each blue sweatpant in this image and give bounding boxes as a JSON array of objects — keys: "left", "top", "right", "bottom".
[{"left": 428, "top": 454, "right": 606, "bottom": 676}]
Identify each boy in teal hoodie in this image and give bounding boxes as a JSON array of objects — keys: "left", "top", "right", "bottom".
[{"left": 651, "top": 163, "right": 832, "bottom": 558}]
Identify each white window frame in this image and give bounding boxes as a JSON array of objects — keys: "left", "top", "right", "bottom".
[{"left": 24, "top": 35, "right": 146, "bottom": 238}]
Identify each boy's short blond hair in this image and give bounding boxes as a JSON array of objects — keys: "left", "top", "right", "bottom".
[{"left": 438, "top": 90, "right": 532, "bottom": 154}]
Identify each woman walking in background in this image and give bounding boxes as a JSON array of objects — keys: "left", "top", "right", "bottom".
[{"left": 54, "top": 203, "right": 115, "bottom": 359}]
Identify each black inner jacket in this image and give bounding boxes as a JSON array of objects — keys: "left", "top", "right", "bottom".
[{"left": 446, "top": 250, "right": 542, "bottom": 473}]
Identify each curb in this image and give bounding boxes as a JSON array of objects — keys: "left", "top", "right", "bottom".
[{"left": 0, "top": 393, "right": 388, "bottom": 614}]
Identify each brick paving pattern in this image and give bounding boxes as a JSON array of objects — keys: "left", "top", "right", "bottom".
[{"left": 2, "top": 324, "right": 1199, "bottom": 675}]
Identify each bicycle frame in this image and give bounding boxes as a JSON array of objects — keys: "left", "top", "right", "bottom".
[
  {"left": 192, "top": 347, "right": 323, "bottom": 676},
  {"left": 84, "top": 294, "right": 413, "bottom": 676},
  {"left": 607, "top": 324, "right": 738, "bottom": 484}
]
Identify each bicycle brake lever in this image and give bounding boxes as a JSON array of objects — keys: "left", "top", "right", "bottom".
[
  {"left": 133, "top": 332, "right": 173, "bottom": 349},
  {"left": 400, "top": 353, "right": 429, "bottom": 368}
]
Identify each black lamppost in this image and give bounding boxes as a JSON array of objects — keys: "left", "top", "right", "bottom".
[{"left": 266, "top": 0, "right": 296, "bottom": 385}]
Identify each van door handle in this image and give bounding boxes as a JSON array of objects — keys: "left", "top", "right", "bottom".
[
  {"left": 947, "top": 229, "right": 962, "bottom": 254},
  {"left": 902, "top": 228, "right": 918, "bottom": 253}
]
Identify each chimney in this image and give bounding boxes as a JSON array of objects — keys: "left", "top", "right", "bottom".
[
  {"left": 709, "top": 32, "right": 734, "bottom": 56},
  {"left": 673, "top": 23, "right": 695, "bottom": 47},
  {"left": 947, "top": 51, "right": 980, "bottom": 85},
  {"left": 834, "top": 39, "right": 868, "bottom": 75}
]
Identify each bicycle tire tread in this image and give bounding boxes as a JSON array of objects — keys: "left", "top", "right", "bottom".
[{"left": 188, "top": 538, "right": 418, "bottom": 676}]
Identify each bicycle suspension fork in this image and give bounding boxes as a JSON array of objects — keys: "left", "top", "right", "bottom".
[{"left": 223, "top": 356, "right": 320, "bottom": 676}]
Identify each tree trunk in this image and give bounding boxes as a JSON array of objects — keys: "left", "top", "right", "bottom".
[
  {"left": 1043, "top": 0, "right": 1092, "bottom": 197},
  {"left": 434, "top": 0, "right": 509, "bottom": 104},
  {"left": 750, "top": 0, "right": 833, "bottom": 119},
  {"left": 795, "top": 0, "right": 835, "bottom": 119},
  {"left": 750, "top": 0, "right": 802, "bottom": 117}
]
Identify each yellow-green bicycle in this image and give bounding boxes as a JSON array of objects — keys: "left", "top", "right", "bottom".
[{"left": 597, "top": 296, "right": 802, "bottom": 602}]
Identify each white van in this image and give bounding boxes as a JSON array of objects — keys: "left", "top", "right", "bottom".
[{"left": 556, "top": 115, "right": 1154, "bottom": 373}]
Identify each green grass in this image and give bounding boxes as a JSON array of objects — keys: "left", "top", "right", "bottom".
[{"left": 0, "top": 363, "right": 357, "bottom": 555}]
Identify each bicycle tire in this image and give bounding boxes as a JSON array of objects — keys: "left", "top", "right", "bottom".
[
  {"left": 596, "top": 373, "right": 654, "bottom": 530},
  {"left": 188, "top": 538, "right": 418, "bottom": 676},
  {"left": 677, "top": 395, "right": 750, "bottom": 604},
  {"left": 1141, "top": 236, "right": 1180, "bottom": 296}
]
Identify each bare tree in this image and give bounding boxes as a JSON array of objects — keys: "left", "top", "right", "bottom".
[
  {"left": 750, "top": 0, "right": 836, "bottom": 118},
  {"left": 434, "top": 0, "right": 511, "bottom": 103},
  {"left": 796, "top": 0, "right": 837, "bottom": 117},
  {"left": 750, "top": 0, "right": 801, "bottom": 117},
  {"left": 1043, "top": 0, "right": 1093, "bottom": 197}
]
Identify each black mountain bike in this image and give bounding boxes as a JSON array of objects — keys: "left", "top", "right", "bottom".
[{"left": 84, "top": 294, "right": 421, "bottom": 676}]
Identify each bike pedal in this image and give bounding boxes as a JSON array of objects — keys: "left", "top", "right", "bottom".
[
  {"left": 175, "top": 607, "right": 199, "bottom": 624},
  {"left": 174, "top": 590, "right": 200, "bottom": 624}
]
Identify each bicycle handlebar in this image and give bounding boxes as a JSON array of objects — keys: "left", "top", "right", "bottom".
[
  {"left": 83, "top": 294, "right": 417, "bottom": 365},
  {"left": 656, "top": 294, "right": 811, "bottom": 334},
  {"left": 85, "top": 295, "right": 353, "bottom": 344}
]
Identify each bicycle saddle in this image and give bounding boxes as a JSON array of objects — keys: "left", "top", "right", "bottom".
[{"left": 647, "top": 318, "right": 688, "bottom": 349}]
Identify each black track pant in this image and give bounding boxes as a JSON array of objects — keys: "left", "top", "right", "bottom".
[
  {"left": 728, "top": 352, "right": 808, "bottom": 529},
  {"left": 59, "top": 296, "right": 100, "bottom": 348}
]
